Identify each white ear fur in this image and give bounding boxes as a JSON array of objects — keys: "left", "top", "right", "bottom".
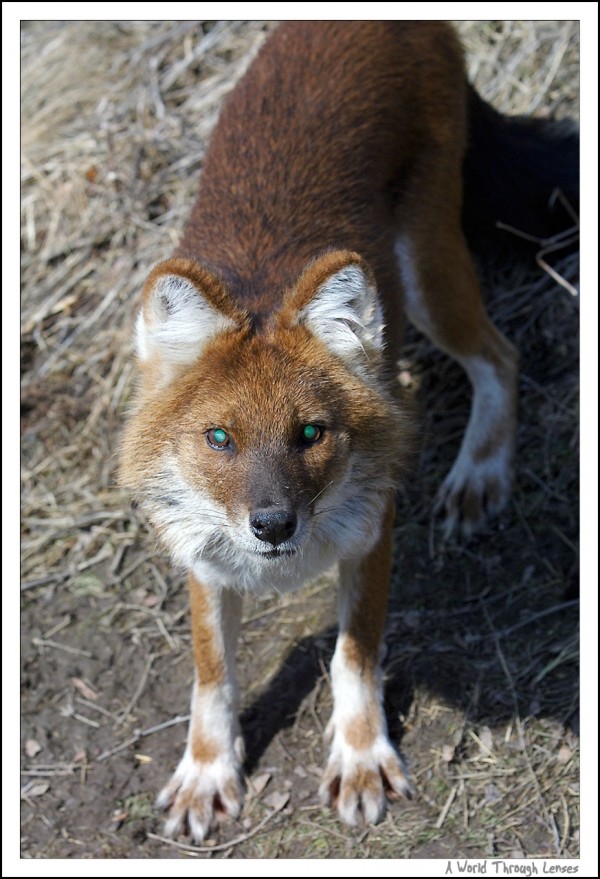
[
  {"left": 298, "top": 264, "right": 385, "bottom": 367},
  {"left": 136, "top": 273, "right": 236, "bottom": 366}
]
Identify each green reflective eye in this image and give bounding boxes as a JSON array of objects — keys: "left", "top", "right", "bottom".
[
  {"left": 302, "top": 424, "right": 322, "bottom": 443},
  {"left": 207, "top": 428, "right": 229, "bottom": 449}
]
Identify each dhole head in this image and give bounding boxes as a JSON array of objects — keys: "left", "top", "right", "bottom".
[{"left": 120, "top": 251, "right": 413, "bottom": 593}]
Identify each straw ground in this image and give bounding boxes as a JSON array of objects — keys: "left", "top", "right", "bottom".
[{"left": 21, "top": 21, "right": 579, "bottom": 859}]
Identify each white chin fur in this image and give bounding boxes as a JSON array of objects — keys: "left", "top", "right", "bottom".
[{"left": 142, "top": 456, "right": 390, "bottom": 595}]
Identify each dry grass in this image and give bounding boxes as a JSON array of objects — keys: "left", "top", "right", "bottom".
[{"left": 20, "top": 21, "right": 580, "bottom": 861}]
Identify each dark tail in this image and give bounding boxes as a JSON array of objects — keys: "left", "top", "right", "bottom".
[{"left": 461, "top": 85, "right": 579, "bottom": 256}]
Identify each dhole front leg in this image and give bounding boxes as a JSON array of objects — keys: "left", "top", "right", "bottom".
[
  {"left": 320, "top": 500, "right": 412, "bottom": 825},
  {"left": 157, "top": 574, "right": 244, "bottom": 842}
]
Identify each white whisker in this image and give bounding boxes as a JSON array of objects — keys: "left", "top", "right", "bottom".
[{"left": 308, "top": 480, "right": 334, "bottom": 506}]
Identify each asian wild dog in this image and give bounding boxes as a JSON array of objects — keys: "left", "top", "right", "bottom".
[{"left": 119, "top": 21, "right": 579, "bottom": 840}]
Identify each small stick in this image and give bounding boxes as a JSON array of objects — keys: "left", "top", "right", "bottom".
[
  {"left": 32, "top": 638, "right": 93, "bottom": 658},
  {"left": 96, "top": 714, "right": 190, "bottom": 762},
  {"left": 435, "top": 785, "right": 458, "bottom": 829},
  {"left": 115, "top": 655, "right": 155, "bottom": 727}
]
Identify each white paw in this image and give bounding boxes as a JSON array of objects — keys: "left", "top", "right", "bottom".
[
  {"left": 319, "top": 731, "right": 412, "bottom": 826},
  {"left": 156, "top": 751, "right": 243, "bottom": 843},
  {"left": 436, "top": 446, "right": 513, "bottom": 539}
]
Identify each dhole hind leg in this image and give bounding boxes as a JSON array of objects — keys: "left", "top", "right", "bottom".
[
  {"left": 320, "top": 500, "right": 413, "bottom": 825},
  {"left": 396, "top": 227, "right": 518, "bottom": 538},
  {"left": 157, "top": 575, "right": 244, "bottom": 842}
]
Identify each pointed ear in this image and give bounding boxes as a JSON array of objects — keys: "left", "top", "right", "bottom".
[
  {"left": 135, "top": 258, "right": 245, "bottom": 376},
  {"left": 287, "top": 251, "right": 385, "bottom": 370}
]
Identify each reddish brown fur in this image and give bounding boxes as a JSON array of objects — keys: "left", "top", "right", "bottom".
[
  {"left": 120, "top": 21, "right": 486, "bottom": 506},
  {"left": 190, "top": 731, "right": 220, "bottom": 767},
  {"left": 188, "top": 573, "right": 225, "bottom": 688},
  {"left": 175, "top": 21, "right": 466, "bottom": 362},
  {"left": 341, "top": 500, "right": 396, "bottom": 675},
  {"left": 119, "top": 21, "right": 524, "bottom": 835},
  {"left": 121, "top": 257, "right": 411, "bottom": 522},
  {"left": 343, "top": 709, "right": 379, "bottom": 752}
]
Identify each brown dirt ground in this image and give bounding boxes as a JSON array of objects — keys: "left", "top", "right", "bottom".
[{"left": 20, "top": 20, "right": 581, "bottom": 863}]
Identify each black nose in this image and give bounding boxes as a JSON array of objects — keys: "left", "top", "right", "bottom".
[{"left": 249, "top": 507, "right": 297, "bottom": 546}]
